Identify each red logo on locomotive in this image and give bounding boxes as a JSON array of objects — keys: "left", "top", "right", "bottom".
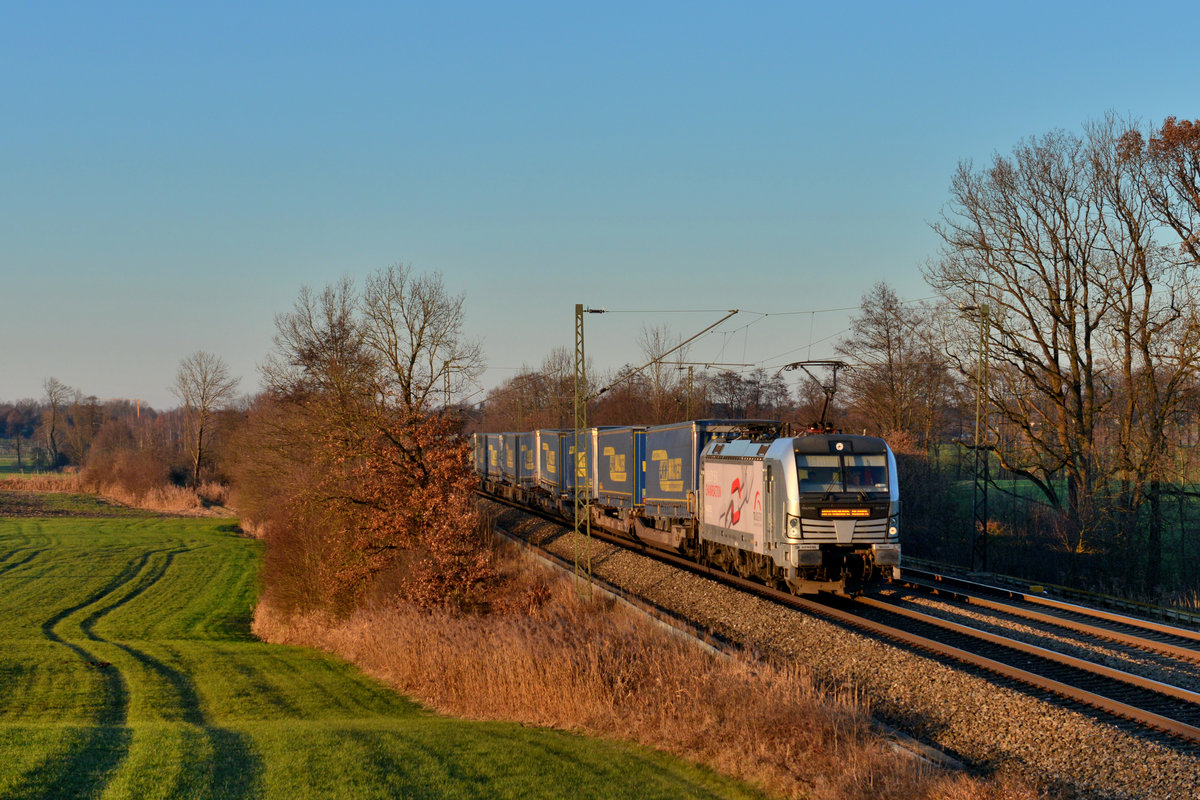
[{"left": 729, "top": 478, "right": 742, "bottom": 524}]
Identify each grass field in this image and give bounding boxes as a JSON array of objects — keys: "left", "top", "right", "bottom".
[{"left": 0, "top": 510, "right": 768, "bottom": 800}]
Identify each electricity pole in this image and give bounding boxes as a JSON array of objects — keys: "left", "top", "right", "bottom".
[
  {"left": 574, "top": 304, "right": 593, "bottom": 594},
  {"left": 968, "top": 304, "right": 991, "bottom": 572}
]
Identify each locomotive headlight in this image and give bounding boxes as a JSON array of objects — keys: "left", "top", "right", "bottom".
[
  {"left": 888, "top": 515, "right": 900, "bottom": 539},
  {"left": 786, "top": 516, "right": 801, "bottom": 539}
]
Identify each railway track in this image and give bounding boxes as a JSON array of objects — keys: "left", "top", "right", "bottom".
[
  {"left": 895, "top": 566, "right": 1200, "bottom": 662},
  {"left": 481, "top": 492, "right": 1200, "bottom": 747},
  {"left": 829, "top": 590, "right": 1200, "bottom": 744}
]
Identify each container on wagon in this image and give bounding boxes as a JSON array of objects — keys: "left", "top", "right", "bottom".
[
  {"left": 536, "top": 429, "right": 569, "bottom": 495},
  {"left": 477, "top": 433, "right": 502, "bottom": 480},
  {"left": 641, "top": 419, "right": 783, "bottom": 520},
  {"left": 594, "top": 426, "right": 645, "bottom": 508}
]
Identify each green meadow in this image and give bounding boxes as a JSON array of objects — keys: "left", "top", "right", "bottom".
[{"left": 0, "top": 509, "right": 765, "bottom": 800}]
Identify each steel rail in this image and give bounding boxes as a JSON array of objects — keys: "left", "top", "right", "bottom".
[
  {"left": 853, "top": 594, "right": 1200, "bottom": 707},
  {"left": 902, "top": 558, "right": 1200, "bottom": 629},
  {"left": 793, "top": 593, "right": 1200, "bottom": 744},
  {"left": 902, "top": 567, "right": 1200, "bottom": 644},
  {"left": 896, "top": 574, "right": 1200, "bottom": 663}
]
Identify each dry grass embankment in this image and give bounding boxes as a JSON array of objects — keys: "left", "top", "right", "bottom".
[
  {"left": 253, "top": 544, "right": 1040, "bottom": 800},
  {"left": 2, "top": 473, "right": 229, "bottom": 515}
]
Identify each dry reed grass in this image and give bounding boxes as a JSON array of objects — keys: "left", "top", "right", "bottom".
[
  {"left": 2, "top": 474, "right": 83, "bottom": 492},
  {"left": 253, "top": 546, "right": 1041, "bottom": 800},
  {"left": 2, "top": 474, "right": 229, "bottom": 515},
  {"left": 99, "top": 482, "right": 202, "bottom": 512}
]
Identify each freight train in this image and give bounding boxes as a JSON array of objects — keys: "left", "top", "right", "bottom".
[{"left": 474, "top": 419, "right": 900, "bottom": 595}]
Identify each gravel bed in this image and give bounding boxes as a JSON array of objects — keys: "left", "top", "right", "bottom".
[
  {"left": 494, "top": 504, "right": 1200, "bottom": 800},
  {"left": 877, "top": 588, "right": 1200, "bottom": 694}
]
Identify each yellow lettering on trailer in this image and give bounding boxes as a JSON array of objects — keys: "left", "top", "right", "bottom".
[
  {"left": 609, "top": 453, "right": 627, "bottom": 482},
  {"left": 660, "top": 457, "right": 683, "bottom": 492}
]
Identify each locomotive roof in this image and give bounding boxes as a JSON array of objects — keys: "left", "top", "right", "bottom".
[{"left": 792, "top": 434, "right": 890, "bottom": 454}]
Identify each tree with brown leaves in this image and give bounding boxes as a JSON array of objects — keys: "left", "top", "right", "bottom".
[{"left": 242, "top": 266, "right": 492, "bottom": 612}]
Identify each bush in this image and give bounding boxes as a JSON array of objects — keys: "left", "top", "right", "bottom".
[{"left": 231, "top": 395, "right": 494, "bottom": 614}]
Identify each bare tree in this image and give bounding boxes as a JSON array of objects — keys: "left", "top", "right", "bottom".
[
  {"left": 1141, "top": 117, "right": 1200, "bottom": 265},
  {"left": 41, "top": 377, "right": 72, "bottom": 469},
  {"left": 927, "top": 128, "right": 1113, "bottom": 551},
  {"left": 836, "top": 283, "right": 953, "bottom": 448},
  {"left": 6, "top": 400, "right": 38, "bottom": 469},
  {"left": 64, "top": 391, "right": 101, "bottom": 466},
  {"left": 707, "top": 370, "right": 749, "bottom": 418},
  {"left": 242, "top": 266, "right": 491, "bottom": 609},
  {"left": 361, "top": 265, "right": 484, "bottom": 414},
  {"left": 1090, "top": 116, "right": 1200, "bottom": 585},
  {"left": 538, "top": 347, "right": 575, "bottom": 427},
  {"left": 636, "top": 324, "right": 688, "bottom": 424},
  {"left": 262, "top": 278, "right": 376, "bottom": 407},
  {"left": 927, "top": 118, "right": 1200, "bottom": 565},
  {"left": 477, "top": 348, "right": 591, "bottom": 431},
  {"left": 173, "top": 351, "right": 240, "bottom": 487}
]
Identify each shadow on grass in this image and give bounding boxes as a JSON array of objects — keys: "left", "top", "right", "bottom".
[
  {"left": 31, "top": 621, "right": 132, "bottom": 799},
  {"left": 12, "top": 726, "right": 135, "bottom": 800},
  {"left": 337, "top": 724, "right": 763, "bottom": 800},
  {"left": 109, "top": 639, "right": 264, "bottom": 797}
]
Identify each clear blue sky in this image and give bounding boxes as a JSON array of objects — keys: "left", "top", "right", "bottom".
[{"left": 3, "top": 1, "right": 1196, "bottom": 409}]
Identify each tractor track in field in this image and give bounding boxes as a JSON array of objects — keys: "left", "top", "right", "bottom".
[
  {"left": 0, "top": 543, "right": 49, "bottom": 575},
  {"left": 26, "top": 544, "right": 259, "bottom": 800}
]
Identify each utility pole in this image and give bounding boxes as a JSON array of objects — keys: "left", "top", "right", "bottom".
[
  {"left": 572, "top": 309, "right": 736, "bottom": 591},
  {"left": 686, "top": 365, "right": 693, "bottom": 420},
  {"left": 574, "top": 303, "right": 592, "bottom": 595},
  {"left": 969, "top": 305, "right": 991, "bottom": 572}
]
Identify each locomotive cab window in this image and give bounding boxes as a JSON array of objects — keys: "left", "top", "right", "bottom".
[
  {"left": 796, "top": 453, "right": 888, "bottom": 494},
  {"left": 845, "top": 454, "right": 888, "bottom": 491},
  {"left": 796, "top": 455, "right": 840, "bottom": 493}
]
